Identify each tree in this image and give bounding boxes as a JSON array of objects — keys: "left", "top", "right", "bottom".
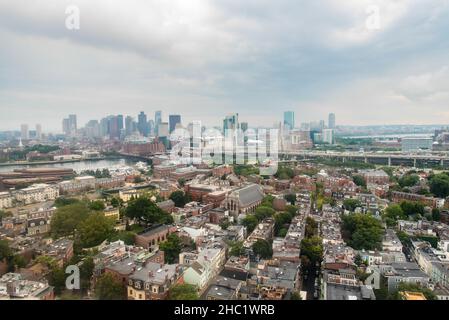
[
  {"left": 168, "top": 284, "right": 199, "bottom": 300},
  {"left": 48, "top": 267, "right": 67, "bottom": 295},
  {"left": 400, "top": 201, "right": 425, "bottom": 216},
  {"left": 110, "top": 197, "right": 122, "bottom": 208},
  {"left": 80, "top": 256, "right": 95, "bottom": 291},
  {"left": 11, "top": 254, "right": 27, "bottom": 269},
  {"left": 78, "top": 212, "right": 115, "bottom": 248},
  {"left": 261, "top": 195, "right": 275, "bottom": 208},
  {"left": 290, "top": 291, "right": 302, "bottom": 300},
  {"left": 169, "top": 190, "right": 190, "bottom": 208},
  {"left": 300, "top": 236, "right": 323, "bottom": 266},
  {"left": 0, "top": 210, "right": 12, "bottom": 222},
  {"left": 388, "top": 282, "right": 437, "bottom": 300},
  {"left": 229, "top": 241, "right": 245, "bottom": 257},
  {"left": 398, "top": 174, "right": 419, "bottom": 188},
  {"left": 159, "top": 234, "right": 182, "bottom": 264},
  {"left": 353, "top": 175, "right": 366, "bottom": 188},
  {"left": 51, "top": 202, "right": 91, "bottom": 238},
  {"left": 383, "top": 204, "right": 406, "bottom": 227},
  {"left": 252, "top": 239, "right": 272, "bottom": 259},
  {"left": 354, "top": 254, "right": 363, "bottom": 267},
  {"left": 89, "top": 200, "right": 105, "bottom": 211},
  {"left": 254, "top": 206, "right": 275, "bottom": 221},
  {"left": 284, "top": 194, "right": 296, "bottom": 205},
  {"left": 109, "top": 231, "right": 136, "bottom": 245},
  {"left": 429, "top": 173, "right": 449, "bottom": 198},
  {"left": 241, "top": 215, "right": 258, "bottom": 233},
  {"left": 95, "top": 273, "right": 125, "bottom": 300},
  {"left": 54, "top": 197, "right": 81, "bottom": 207},
  {"left": 0, "top": 240, "right": 12, "bottom": 262},
  {"left": 304, "top": 217, "right": 319, "bottom": 238},
  {"left": 274, "top": 211, "right": 294, "bottom": 236},
  {"left": 125, "top": 196, "right": 173, "bottom": 225},
  {"left": 343, "top": 199, "right": 362, "bottom": 212},
  {"left": 432, "top": 208, "right": 441, "bottom": 221},
  {"left": 341, "top": 213, "right": 383, "bottom": 250}
]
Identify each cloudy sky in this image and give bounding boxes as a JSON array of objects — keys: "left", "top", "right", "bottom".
[{"left": 1, "top": 0, "right": 449, "bottom": 132}]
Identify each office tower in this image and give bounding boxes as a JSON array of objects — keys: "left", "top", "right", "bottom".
[
  {"left": 319, "top": 120, "right": 325, "bottom": 131},
  {"left": 62, "top": 114, "right": 77, "bottom": 135},
  {"left": 169, "top": 115, "right": 181, "bottom": 133},
  {"left": 62, "top": 118, "right": 70, "bottom": 135},
  {"left": 117, "top": 115, "right": 124, "bottom": 132},
  {"left": 137, "top": 111, "right": 149, "bottom": 137},
  {"left": 85, "top": 120, "right": 101, "bottom": 138},
  {"left": 20, "top": 124, "right": 29, "bottom": 140},
  {"left": 148, "top": 120, "right": 155, "bottom": 136},
  {"left": 100, "top": 117, "right": 110, "bottom": 137},
  {"left": 328, "top": 113, "right": 336, "bottom": 129},
  {"left": 125, "top": 116, "right": 135, "bottom": 136},
  {"left": 223, "top": 113, "right": 239, "bottom": 133},
  {"left": 154, "top": 110, "right": 162, "bottom": 135},
  {"left": 283, "top": 111, "right": 295, "bottom": 131},
  {"left": 322, "top": 129, "right": 334, "bottom": 144},
  {"left": 68, "top": 114, "right": 77, "bottom": 132},
  {"left": 108, "top": 116, "right": 121, "bottom": 139},
  {"left": 36, "top": 124, "right": 42, "bottom": 140}
]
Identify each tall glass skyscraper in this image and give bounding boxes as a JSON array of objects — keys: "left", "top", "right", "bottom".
[
  {"left": 169, "top": 114, "right": 181, "bottom": 133},
  {"left": 328, "top": 113, "right": 336, "bottom": 129},
  {"left": 283, "top": 111, "right": 295, "bottom": 130}
]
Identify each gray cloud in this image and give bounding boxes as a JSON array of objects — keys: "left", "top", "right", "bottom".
[{"left": 1, "top": 0, "right": 449, "bottom": 131}]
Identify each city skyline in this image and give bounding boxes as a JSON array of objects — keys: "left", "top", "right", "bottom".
[{"left": 1, "top": 1, "right": 449, "bottom": 130}]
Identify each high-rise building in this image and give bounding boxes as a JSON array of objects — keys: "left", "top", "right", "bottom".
[
  {"left": 322, "top": 129, "right": 334, "bottom": 145},
  {"left": 283, "top": 111, "right": 295, "bottom": 130},
  {"left": 100, "top": 118, "right": 110, "bottom": 137},
  {"left": 69, "top": 114, "right": 77, "bottom": 132},
  {"left": 328, "top": 113, "right": 336, "bottom": 129},
  {"left": 223, "top": 113, "right": 239, "bottom": 133},
  {"left": 117, "top": 115, "right": 124, "bottom": 132},
  {"left": 85, "top": 120, "right": 101, "bottom": 138},
  {"left": 241, "top": 122, "right": 248, "bottom": 132},
  {"left": 35, "top": 124, "right": 42, "bottom": 140},
  {"left": 125, "top": 116, "right": 135, "bottom": 136},
  {"left": 137, "top": 111, "right": 149, "bottom": 137},
  {"left": 20, "top": 124, "right": 29, "bottom": 140},
  {"left": 148, "top": 120, "right": 155, "bottom": 136},
  {"left": 155, "top": 110, "right": 162, "bottom": 135},
  {"left": 108, "top": 116, "right": 121, "bottom": 140},
  {"left": 169, "top": 115, "right": 181, "bottom": 133},
  {"left": 62, "top": 114, "right": 77, "bottom": 135}
]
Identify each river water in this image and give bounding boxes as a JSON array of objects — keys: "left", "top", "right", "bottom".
[{"left": 0, "top": 158, "right": 138, "bottom": 173}]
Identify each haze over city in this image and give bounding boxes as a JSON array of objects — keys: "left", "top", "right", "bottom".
[{"left": 1, "top": 0, "right": 449, "bottom": 131}]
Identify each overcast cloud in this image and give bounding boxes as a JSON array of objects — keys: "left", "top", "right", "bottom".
[{"left": 1, "top": 0, "right": 449, "bottom": 132}]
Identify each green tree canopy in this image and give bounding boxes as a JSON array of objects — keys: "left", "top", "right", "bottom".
[
  {"left": 89, "top": 200, "right": 106, "bottom": 211},
  {"left": 95, "top": 273, "right": 125, "bottom": 300},
  {"left": 159, "top": 234, "right": 182, "bottom": 264},
  {"left": 353, "top": 175, "right": 366, "bottom": 187},
  {"left": 78, "top": 212, "right": 115, "bottom": 248},
  {"left": 284, "top": 194, "right": 296, "bottom": 205},
  {"left": 398, "top": 174, "right": 420, "bottom": 188},
  {"left": 252, "top": 239, "right": 273, "bottom": 259},
  {"left": 169, "top": 190, "right": 191, "bottom": 208},
  {"left": 254, "top": 206, "right": 275, "bottom": 221},
  {"left": 51, "top": 202, "right": 91, "bottom": 238},
  {"left": 241, "top": 215, "right": 258, "bottom": 233},
  {"left": 343, "top": 199, "right": 362, "bottom": 212},
  {"left": 429, "top": 173, "right": 449, "bottom": 198},
  {"left": 341, "top": 213, "right": 384, "bottom": 250},
  {"left": 125, "top": 196, "right": 173, "bottom": 225},
  {"left": 300, "top": 236, "right": 323, "bottom": 266},
  {"left": 168, "top": 284, "right": 199, "bottom": 300}
]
